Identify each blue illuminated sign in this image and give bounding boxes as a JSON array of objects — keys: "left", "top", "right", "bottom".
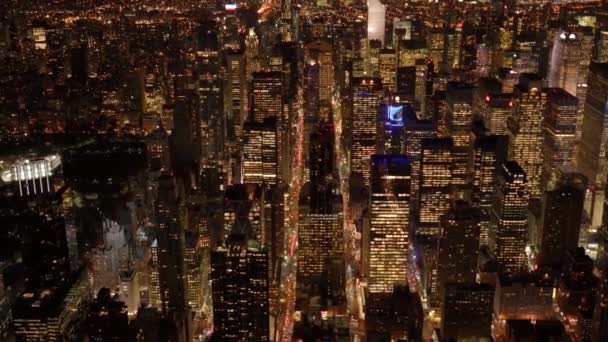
[{"left": 387, "top": 105, "right": 404, "bottom": 127}]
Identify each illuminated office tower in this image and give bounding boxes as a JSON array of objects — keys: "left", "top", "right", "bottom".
[
  {"left": 367, "top": 0, "right": 386, "bottom": 44},
  {"left": 197, "top": 23, "right": 224, "bottom": 168},
  {"left": 434, "top": 202, "right": 481, "bottom": 307},
  {"left": 480, "top": 93, "right": 512, "bottom": 135},
  {"left": 446, "top": 82, "right": 474, "bottom": 186},
  {"left": 351, "top": 77, "right": 383, "bottom": 183},
  {"left": 446, "top": 23, "right": 464, "bottom": 69},
  {"left": 146, "top": 126, "right": 171, "bottom": 171},
  {"left": 250, "top": 71, "right": 285, "bottom": 183},
  {"left": 542, "top": 88, "right": 578, "bottom": 190},
  {"left": 367, "top": 39, "right": 382, "bottom": 77},
  {"left": 594, "top": 30, "right": 608, "bottom": 63},
  {"left": 427, "top": 27, "right": 444, "bottom": 65},
  {"left": 417, "top": 138, "right": 453, "bottom": 236},
  {"left": 472, "top": 131, "right": 508, "bottom": 247},
  {"left": 250, "top": 71, "right": 283, "bottom": 122},
  {"left": 154, "top": 175, "right": 186, "bottom": 314},
  {"left": 211, "top": 235, "right": 269, "bottom": 341},
  {"left": 13, "top": 271, "right": 91, "bottom": 342},
  {"left": 224, "top": 50, "right": 247, "bottom": 138},
  {"left": 576, "top": 63, "right": 608, "bottom": 228},
  {"left": 508, "top": 74, "right": 545, "bottom": 198},
  {"left": 492, "top": 161, "right": 529, "bottom": 274},
  {"left": 306, "top": 40, "right": 334, "bottom": 105},
  {"left": 398, "top": 41, "right": 427, "bottom": 68},
  {"left": 414, "top": 60, "right": 428, "bottom": 117},
  {"left": 245, "top": 28, "right": 260, "bottom": 81},
  {"left": 310, "top": 121, "right": 335, "bottom": 185},
  {"left": 367, "top": 155, "right": 411, "bottom": 294},
  {"left": 402, "top": 112, "right": 437, "bottom": 199},
  {"left": 118, "top": 269, "right": 140, "bottom": 317},
  {"left": 549, "top": 30, "right": 582, "bottom": 97},
  {"left": 242, "top": 118, "right": 277, "bottom": 185},
  {"left": 379, "top": 48, "right": 397, "bottom": 92},
  {"left": 539, "top": 174, "right": 586, "bottom": 265},
  {"left": 396, "top": 67, "right": 415, "bottom": 99},
  {"left": 297, "top": 185, "right": 343, "bottom": 282},
  {"left": 441, "top": 283, "right": 494, "bottom": 341}
]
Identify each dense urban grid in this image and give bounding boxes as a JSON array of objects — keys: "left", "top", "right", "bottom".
[{"left": 1, "top": 0, "right": 608, "bottom": 341}]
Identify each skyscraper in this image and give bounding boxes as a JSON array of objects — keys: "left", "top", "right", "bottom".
[
  {"left": 441, "top": 283, "right": 494, "bottom": 341},
  {"left": 367, "top": 0, "right": 386, "bottom": 44},
  {"left": 576, "top": 63, "right": 608, "bottom": 228},
  {"left": 154, "top": 174, "right": 186, "bottom": 314},
  {"left": 542, "top": 88, "right": 578, "bottom": 190},
  {"left": 446, "top": 82, "right": 474, "bottom": 186},
  {"left": 306, "top": 40, "right": 334, "bottom": 105},
  {"left": 379, "top": 48, "right": 397, "bottom": 92},
  {"left": 250, "top": 71, "right": 283, "bottom": 122},
  {"left": 472, "top": 131, "right": 508, "bottom": 247},
  {"left": 211, "top": 235, "right": 269, "bottom": 341},
  {"left": 417, "top": 138, "right": 453, "bottom": 236},
  {"left": 351, "top": 77, "right": 383, "bottom": 183},
  {"left": 549, "top": 30, "right": 582, "bottom": 96},
  {"left": 367, "top": 155, "right": 411, "bottom": 294},
  {"left": 297, "top": 185, "right": 343, "bottom": 282},
  {"left": 493, "top": 161, "right": 529, "bottom": 274},
  {"left": 242, "top": 118, "right": 278, "bottom": 185},
  {"left": 436, "top": 202, "right": 481, "bottom": 306},
  {"left": 224, "top": 49, "right": 246, "bottom": 139},
  {"left": 539, "top": 173, "right": 586, "bottom": 265},
  {"left": 508, "top": 74, "right": 545, "bottom": 198}
]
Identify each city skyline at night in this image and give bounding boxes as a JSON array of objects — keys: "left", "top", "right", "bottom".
[{"left": 1, "top": 0, "right": 608, "bottom": 341}]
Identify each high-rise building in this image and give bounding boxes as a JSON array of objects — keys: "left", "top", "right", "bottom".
[
  {"left": 306, "top": 40, "right": 334, "bottom": 105},
  {"left": 379, "top": 48, "right": 397, "bottom": 92},
  {"left": 494, "top": 272, "right": 555, "bottom": 321},
  {"left": 309, "top": 121, "right": 335, "bottom": 185},
  {"left": 351, "top": 77, "right": 383, "bottom": 183},
  {"left": 197, "top": 23, "right": 224, "bottom": 169},
  {"left": 480, "top": 93, "right": 513, "bottom": 135},
  {"left": 492, "top": 161, "right": 529, "bottom": 274},
  {"left": 13, "top": 270, "right": 92, "bottom": 342},
  {"left": 367, "top": 0, "right": 386, "bottom": 44},
  {"left": 366, "top": 286, "right": 423, "bottom": 341},
  {"left": 0, "top": 193, "right": 70, "bottom": 290},
  {"left": 154, "top": 175, "right": 186, "bottom": 314},
  {"left": 549, "top": 30, "right": 581, "bottom": 96},
  {"left": 402, "top": 112, "right": 437, "bottom": 200},
  {"left": 297, "top": 185, "right": 343, "bottom": 282},
  {"left": 224, "top": 50, "right": 247, "bottom": 139},
  {"left": 417, "top": 138, "right": 453, "bottom": 236},
  {"left": 367, "top": 155, "right": 411, "bottom": 293},
  {"left": 87, "top": 288, "right": 129, "bottom": 342},
  {"left": 577, "top": 63, "right": 608, "bottom": 229},
  {"left": 472, "top": 131, "right": 508, "bottom": 247},
  {"left": 542, "top": 88, "right": 578, "bottom": 190},
  {"left": 508, "top": 73, "right": 545, "bottom": 198},
  {"left": 211, "top": 235, "right": 269, "bottom": 341},
  {"left": 436, "top": 202, "right": 481, "bottom": 306},
  {"left": 250, "top": 71, "right": 283, "bottom": 122},
  {"left": 146, "top": 126, "right": 171, "bottom": 172},
  {"left": 446, "top": 82, "right": 474, "bottom": 186},
  {"left": 441, "top": 283, "right": 494, "bottom": 341},
  {"left": 538, "top": 171, "right": 585, "bottom": 266},
  {"left": 242, "top": 118, "right": 278, "bottom": 185}
]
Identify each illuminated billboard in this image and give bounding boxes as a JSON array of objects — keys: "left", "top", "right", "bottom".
[
  {"left": 386, "top": 105, "right": 404, "bottom": 127},
  {"left": 225, "top": 3, "right": 237, "bottom": 10}
]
